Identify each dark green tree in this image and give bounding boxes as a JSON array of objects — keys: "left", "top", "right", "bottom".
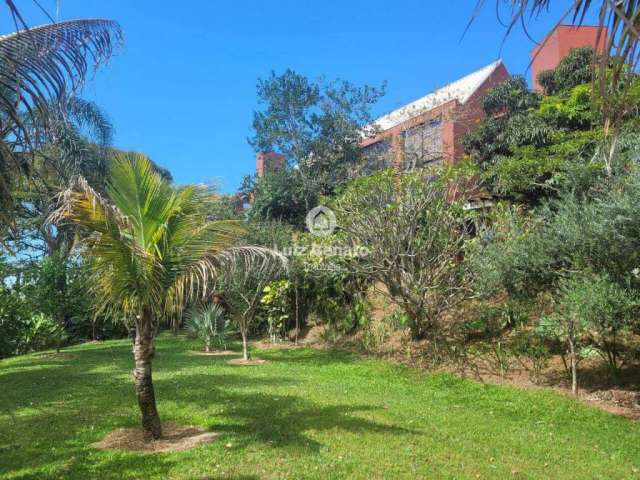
[{"left": 249, "top": 69, "right": 385, "bottom": 215}]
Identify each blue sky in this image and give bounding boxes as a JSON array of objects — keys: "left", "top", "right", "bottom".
[{"left": 4, "top": 1, "right": 593, "bottom": 192}]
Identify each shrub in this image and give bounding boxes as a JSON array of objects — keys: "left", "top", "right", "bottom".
[
  {"left": 21, "top": 313, "right": 61, "bottom": 353},
  {"left": 185, "top": 304, "right": 230, "bottom": 352},
  {"left": 540, "top": 272, "right": 638, "bottom": 381},
  {"left": 510, "top": 327, "right": 551, "bottom": 383},
  {"left": 0, "top": 287, "right": 32, "bottom": 358},
  {"left": 537, "top": 47, "right": 595, "bottom": 96},
  {"left": 261, "top": 280, "right": 291, "bottom": 342},
  {"left": 334, "top": 170, "right": 471, "bottom": 340}
]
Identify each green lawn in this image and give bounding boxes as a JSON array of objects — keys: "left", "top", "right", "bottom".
[{"left": 1, "top": 336, "right": 638, "bottom": 479}]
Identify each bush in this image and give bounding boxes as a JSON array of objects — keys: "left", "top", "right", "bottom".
[
  {"left": 21, "top": 314, "right": 61, "bottom": 353},
  {"left": 510, "top": 328, "right": 551, "bottom": 383},
  {"left": 185, "top": 304, "right": 231, "bottom": 352},
  {"left": 333, "top": 170, "right": 470, "bottom": 340},
  {"left": 537, "top": 47, "right": 595, "bottom": 96},
  {"left": 540, "top": 272, "right": 638, "bottom": 378},
  {"left": 0, "top": 286, "right": 32, "bottom": 358},
  {"left": 261, "top": 280, "right": 291, "bottom": 342}
]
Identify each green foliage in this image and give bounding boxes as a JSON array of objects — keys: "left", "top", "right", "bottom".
[
  {"left": 485, "top": 129, "right": 603, "bottom": 201},
  {"left": 185, "top": 304, "right": 230, "bottom": 351},
  {"left": 20, "top": 313, "right": 61, "bottom": 353},
  {"left": 247, "top": 170, "right": 312, "bottom": 226},
  {"left": 540, "top": 272, "right": 639, "bottom": 376},
  {"left": 244, "top": 220, "right": 295, "bottom": 250},
  {"left": 482, "top": 76, "right": 540, "bottom": 116},
  {"left": 538, "top": 84, "right": 595, "bottom": 129},
  {"left": 334, "top": 169, "right": 469, "bottom": 340},
  {"left": 207, "top": 194, "right": 243, "bottom": 221},
  {"left": 510, "top": 327, "right": 551, "bottom": 383},
  {"left": 249, "top": 69, "right": 385, "bottom": 208},
  {"left": 463, "top": 55, "right": 609, "bottom": 205},
  {"left": 474, "top": 164, "right": 640, "bottom": 300},
  {"left": 261, "top": 280, "right": 291, "bottom": 341},
  {"left": 464, "top": 300, "right": 530, "bottom": 338},
  {"left": 0, "top": 281, "right": 32, "bottom": 358},
  {"left": 55, "top": 152, "right": 250, "bottom": 324},
  {"left": 30, "top": 252, "right": 89, "bottom": 347},
  {"left": 537, "top": 47, "right": 595, "bottom": 96}
]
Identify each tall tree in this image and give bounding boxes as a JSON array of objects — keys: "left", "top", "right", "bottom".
[
  {"left": 50, "top": 153, "right": 273, "bottom": 440},
  {"left": 250, "top": 70, "right": 385, "bottom": 210}
]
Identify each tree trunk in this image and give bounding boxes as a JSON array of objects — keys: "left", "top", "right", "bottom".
[
  {"left": 294, "top": 286, "right": 300, "bottom": 346},
  {"left": 567, "top": 319, "right": 578, "bottom": 396},
  {"left": 241, "top": 330, "right": 249, "bottom": 361},
  {"left": 133, "top": 310, "right": 162, "bottom": 440}
]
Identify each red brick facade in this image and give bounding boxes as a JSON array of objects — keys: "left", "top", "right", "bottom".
[
  {"left": 360, "top": 62, "right": 510, "bottom": 169},
  {"left": 531, "top": 25, "right": 608, "bottom": 92},
  {"left": 256, "top": 151, "right": 285, "bottom": 177}
]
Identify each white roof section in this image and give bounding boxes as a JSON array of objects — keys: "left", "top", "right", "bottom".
[{"left": 372, "top": 60, "right": 504, "bottom": 132}]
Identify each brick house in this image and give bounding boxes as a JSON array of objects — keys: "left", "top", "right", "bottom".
[
  {"left": 255, "top": 25, "right": 606, "bottom": 178},
  {"left": 531, "top": 25, "right": 608, "bottom": 92},
  {"left": 359, "top": 60, "right": 510, "bottom": 172}
]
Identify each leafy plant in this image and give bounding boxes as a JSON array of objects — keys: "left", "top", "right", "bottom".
[
  {"left": 219, "top": 252, "right": 287, "bottom": 360},
  {"left": 510, "top": 328, "right": 551, "bottom": 383},
  {"left": 21, "top": 314, "right": 61, "bottom": 353},
  {"left": 261, "top": 280, "right": 291, "bottom": 342},
  {"left": 539, "top": 272, "right": 638, "bottom": 389},
  {"left": 185, "top": 304, "right": 230, "bottom": 352},
  {"left": 334, "top": 170, "right": 471, "bottom": 340}
]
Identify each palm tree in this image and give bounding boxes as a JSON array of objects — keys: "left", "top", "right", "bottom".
[
  {"left": 0, "top": 18, "right": 122, "bottom": 221},
  {"left": 185, "top": 304, "right": 230, "bottom": 352},
  {"left": 49, "top": 152, "right": 281, "bottom": 440}
]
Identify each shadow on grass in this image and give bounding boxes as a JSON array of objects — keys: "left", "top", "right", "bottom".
[
  {"left": 153, "top": 371, "right": 418, "bottom": 453},
  {"left": 0, "top": 338, "right": 415, "bottom": 478}
]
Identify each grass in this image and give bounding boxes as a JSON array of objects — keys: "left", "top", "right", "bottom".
[{"left": 1, "top": 335, "right": 639, "bottom": 479}]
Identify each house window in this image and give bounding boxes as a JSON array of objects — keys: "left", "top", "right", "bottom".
[{"left": 402, "top": 116, "right": 443, "bottom": 171}]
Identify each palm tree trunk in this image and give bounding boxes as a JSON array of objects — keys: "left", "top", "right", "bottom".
[{"left": 133, "top": 309, "right": 162, "bottom": 440}]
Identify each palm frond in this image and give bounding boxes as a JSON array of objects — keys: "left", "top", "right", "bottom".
[
  {"left": 467, "top": 1, "right": 640, "bottom": 139},
  {"left": 50, "top": 152, "right": 287, "bottom": 331},
  {"left": 0, "top": 19, "right": 123, "bottom": 142},
  {"left": 48, "top": 173, "right": 162, "bottom": 318},
  {"left": 0, "top": 18, "right": 122, "bottom": 226}
]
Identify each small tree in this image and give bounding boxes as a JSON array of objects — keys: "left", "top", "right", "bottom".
[
  {"left": 50, "top": 153, "right": 264, "bottom": 440},
  {"left": 261, "top": 280, "right": 291, "bottom": 343},
  {"left": 539, "top": 272, "right": 638, "bottom": 393},
  {"left": 219, "top": 253, "right": 287, "bottom": 360},
  {"left": 334, "top": 170, "right": 470, "bottom": 341},
  {"left": 185, "top": 304, "right": 230, "bottom": 352}
]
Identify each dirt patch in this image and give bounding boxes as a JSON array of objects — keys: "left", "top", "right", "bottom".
[
  {"left": 91, "top": 423, "right": 217, "bottom": 453},
  {"left": 252, "top": 339, "right": 303, "bottom": 350},
  {"left": 294, "top": 325, "right": 326, "bottom": 345},
  {"left": 192, "top": 349, "right": 238, "bottom": 356},
  {"left": 226, "top": 358, "right": 268, "bottom": 366}
]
